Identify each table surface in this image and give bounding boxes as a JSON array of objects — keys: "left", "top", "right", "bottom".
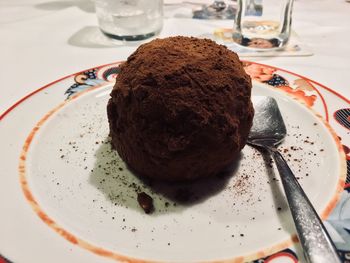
[{"left": 1, "top": 0, "right": 349, "bottom": 115}]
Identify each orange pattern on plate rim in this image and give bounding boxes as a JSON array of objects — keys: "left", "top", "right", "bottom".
[
  {"left": 243, "top": 62, "right": 329, "bottom": 120},
  {"left": 17, "top": 77, "right": 347, "bottom": 263}
]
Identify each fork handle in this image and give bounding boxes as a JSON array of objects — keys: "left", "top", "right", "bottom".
[{"left": 269, "top": 148, "right": 341, "bottom": 263}]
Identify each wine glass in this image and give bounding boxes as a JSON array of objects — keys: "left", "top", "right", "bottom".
[{"left": 193, "top": 0, "right": 236, "bottom": 19}]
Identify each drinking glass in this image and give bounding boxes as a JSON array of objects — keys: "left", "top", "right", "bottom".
[
  {"left": 95, "top": 0, "right": 163, "bottom": 41},
  {"left": 193, "top": 0, "right": 235, "bottom": 20},
  {"left": 233, "top": 0, "right": 294, "bottom": 49}
]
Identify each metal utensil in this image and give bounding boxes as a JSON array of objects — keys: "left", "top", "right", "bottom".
[{"left": 248, "top": 96, "right": 341, "bottom": 263}]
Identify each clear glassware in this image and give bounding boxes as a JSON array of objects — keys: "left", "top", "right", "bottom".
[
  {"left": 193, "top": 0, "right": 236, "bottom": 20},
  {"left": 95, "top": 0, "right": 163, "bottom": 41},
  {"left": 233, "top": 0, "right": 294, "bottom": 50}
]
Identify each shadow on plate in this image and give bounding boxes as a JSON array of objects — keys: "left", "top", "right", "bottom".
[
  {"left": 259, "top": 148, "right": 297, "bottom": 236},
  {"left": 89, "top": 137, "right": 239, "bottom": 215},
  {"left": 67, "top": 26, "right": 155, "bottom": 48},
  {"left": 35, "top": 0, "right": 95, "bottom": 13}
]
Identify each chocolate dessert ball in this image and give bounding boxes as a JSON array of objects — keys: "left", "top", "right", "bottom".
[{"left": 107, "top": 36, "right": 254, "bottom": 181}]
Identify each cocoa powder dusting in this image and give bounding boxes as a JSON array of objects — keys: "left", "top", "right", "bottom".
[{"left": 107, "top": 36, "right": 254, "bottom": 181}]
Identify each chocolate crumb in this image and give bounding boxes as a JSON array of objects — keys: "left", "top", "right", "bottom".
[{"left": 137, "top": 192, "right": 154, "bottom": 214}]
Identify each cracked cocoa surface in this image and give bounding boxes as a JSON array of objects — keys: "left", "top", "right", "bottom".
[{"left": 107, "top": 36, "right": 254, "bottom": 181}]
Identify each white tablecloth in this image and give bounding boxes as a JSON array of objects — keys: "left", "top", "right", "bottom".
[{"left": 1, "top": 0, "right": 349, "bottom": 114}]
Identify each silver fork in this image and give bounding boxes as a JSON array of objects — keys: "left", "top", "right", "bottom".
[{"left": 248, "top": 96, "right": 341, "bottom": 263}]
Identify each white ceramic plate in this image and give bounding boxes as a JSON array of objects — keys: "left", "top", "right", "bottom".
[{"left": 0, "top": 62, "right": 348, "bottom": 263}]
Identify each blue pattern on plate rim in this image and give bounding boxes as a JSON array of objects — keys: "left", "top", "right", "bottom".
[{"left": 64, "top": 66, "right": 120, "bottom": 99}]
